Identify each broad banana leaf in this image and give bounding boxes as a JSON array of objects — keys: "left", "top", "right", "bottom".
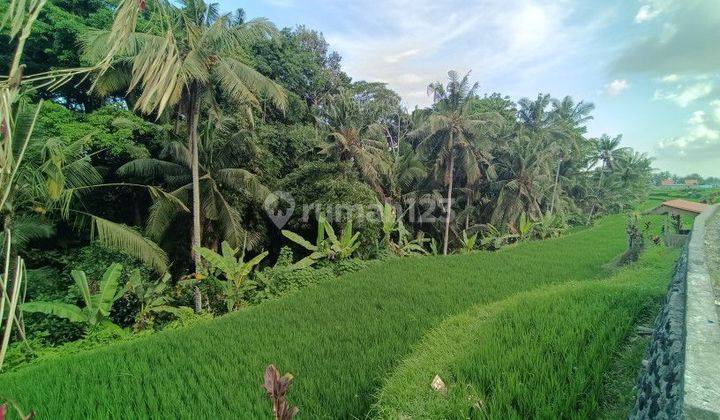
[
  {"left": 281, "top": 230, "right": 317, "bottom": 251},
  {"left": 22, "top": 302, "right": 86, "bottom": 323},
  {"left": 71, "top": 270, "right": 92, "bottom": 308},
  {"left": 96, "top": 263, "right": 123, "bottom": 316}
]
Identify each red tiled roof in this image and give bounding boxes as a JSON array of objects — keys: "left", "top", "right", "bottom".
[{"left": 660, "top": 199, "right": 709, "bottom": 214}]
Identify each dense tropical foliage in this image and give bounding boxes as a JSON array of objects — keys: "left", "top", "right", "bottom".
[
  {"left": 1, "top": 0, "right": 708, "bottom": 417},
  {"left": 0, "top": 0, "right": 659, "bottom": 357}
]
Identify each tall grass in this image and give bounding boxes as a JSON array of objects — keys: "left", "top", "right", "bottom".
[
  {"left": 1, "top": 215, "right": 634, "bottom": 418},
  {"left": 374, "top": 247, "right": 678, "bottom": 419}
]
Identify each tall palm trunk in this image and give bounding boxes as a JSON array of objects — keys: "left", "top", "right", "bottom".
[
  {"left": 188, "top": 89, "right": 202, "bottom": 272},
  {"left": 443, "top": 136, "right": 455, "bottom": 256},
  {"left": 550, "top": 157, "right": 562, "bottom": 214},
  {"left": 589, "top": 160, "right": 605, "bottom": 218},
  {"left": 187, "top": 89, "right": 204, "bottom": 313}
]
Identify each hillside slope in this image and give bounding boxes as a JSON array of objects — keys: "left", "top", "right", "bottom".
[{"left": 2, "top": 216, "right": 631, "bottom": 418}]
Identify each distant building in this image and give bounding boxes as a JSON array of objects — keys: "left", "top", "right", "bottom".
[
  {"left": 648, "top": 199, "right": 709, "bottom": 217},
  {"left": 661, "top": 179, "right": 675, "bottom": 186},
  {"left": 684, "top": 179, "right": 699, "bottom": 186}
]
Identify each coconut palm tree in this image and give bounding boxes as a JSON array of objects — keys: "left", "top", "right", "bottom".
[
  {"left": 547, "top": 96, "right": 595, "bottom": 214},
  {"left": 415, "top": 71, "right": 493, "bottom": 255},
  {"left": 316, "top": 89, "right": 392, "bottom": 202},
  {"left": 84, "top": 0, "right": 287, "bottom": 270},
  {"left": 390, "top": 142, "right": 427, "bottom": 201},
  {"left": 593, "top": 134, "right": 628, "bottom": 173},
  {"left": 588, "top": 134, "right": 630, "bottom": 217},
  {"left": 613, "top": 150, "right": 653, "bottom": 204},
  {"left": 491, "top": 133, "right": 553, "bottom": 228},
  {"left": 118, "top": 114, "right": 270, "bottom": 253}
]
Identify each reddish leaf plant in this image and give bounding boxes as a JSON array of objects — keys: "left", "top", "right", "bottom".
[
  {"left": 262, "top": 365, "right": 299, "bottom": 420},
  {"left": 0, "top": 401, "right": 34, "bottom": 420}
]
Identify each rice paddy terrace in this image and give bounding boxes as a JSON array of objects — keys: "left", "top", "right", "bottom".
[{"left": 0, "top": 214, "right": 679, "bottom": 418}]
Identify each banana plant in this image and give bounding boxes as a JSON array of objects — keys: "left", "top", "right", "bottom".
[
  {"left": 196, "top": 241, "right": 268, "bottom": 311},
  {"left": 377, "top": 202, "right": 426, "bottom": 256},
  {"left": 393, "top": 219, "right": 428, "bottom": 256},
  {"left": 282, "top": 214, "right": 361, "bottom": 268},
  {"left": 517, "top": 213, "right": 537, "bottom": 242},
  {"left": 22, "top": 263, "right": 125, "bottom": 327},
  {"left": 326, "top": 217, "right": 362, "bottom": 259},
  {"left": 458, "top": 230, "right": 478, "bottom": 254},
  {"left": 126, "top": 270, "right": 186, "bottom": 331},
  {"left": 534, "top": 213, "right": 566, "bottom": 239},
  {"left": 429, "top": 238, "right": 440, "bottom": 256},
  {"left": 379, "top": 201, "right": 397, "bottom": 246},
  {"left": 479, "top": 224, "right": 517, "bottom": 251}
]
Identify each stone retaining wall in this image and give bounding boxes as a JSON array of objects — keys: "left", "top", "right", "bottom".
[
  {"left": 630, "top": 245, "right": 687, "bottom": 419},
  {"left": 630, "top": 205, "right": 720, "bottom": 419}
]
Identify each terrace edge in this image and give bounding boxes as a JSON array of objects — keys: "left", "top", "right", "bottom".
[{"left": 683, "top": 204, "right": 720, "bottom": 419}]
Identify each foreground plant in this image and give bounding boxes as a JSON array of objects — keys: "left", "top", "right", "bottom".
[
  {"left": 618, "top": 213, "right": 649, "bottom": 266},
  {"left": 0, "top": 400, "right": 34, "bottom": 420},
  {"left": 282, "top": 214, "right": 361, "bottom": 268},
  {"left": 459, "top": 230, "right": 478, "bottom": 254},
  {"left": 378, "top": 202, "right": 427, "bottom": 256},
  {"left": 22, "top": 263, "right": 125, "bottom": 327},
  {"left": 126, "top": 271, "right": 186, "bottom": 331},
  {"left": 195, "top": 241, "right": 268, "bottom": 311},
  {"left": 0, "top": 233, "right": 27, "bottom": 372},
  {"left": 262, "top": 364, "right": 299, "bottom": 420}
]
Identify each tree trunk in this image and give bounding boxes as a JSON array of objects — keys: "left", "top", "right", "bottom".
[
  {"left": 443, "top": 146, "right": 455, "bottom": 256},
  {"left": 188, "top": 92, "right": 202, "bottom": 272},
  {"left": 550, "top": 157, "right": 562, "bottom": 214},
  {"left": 193, "top": 286, "right": 202, "bottom": 314},
  {"left": 589, "top": 161, "right": 605, "bottom": 218}
]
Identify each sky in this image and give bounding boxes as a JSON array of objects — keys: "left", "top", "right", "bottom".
[{"left": 221, "top": 0, "right": 720, "bottom": 177}]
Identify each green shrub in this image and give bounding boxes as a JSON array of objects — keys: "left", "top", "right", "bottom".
[
  {"left": 250, "top": 266, "right": 334, "bottom": 304},
  {"left": 63, "top": 244, "right": 153, "bottom": 328},
  {"left": 1, "top": 323, "right": 145, "bottom": 373},
  {"left": 22, "top": 268, "right": 84, "bottom": 344},
  {"left": 328, "top": 258, "right": 368, "bottom": 276}
]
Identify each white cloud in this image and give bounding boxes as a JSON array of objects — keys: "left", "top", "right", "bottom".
[
  {"left": 635, "top": 5, "right": 661, "bottom": 23},
  {"left": 711, "top": 100, "right": 720, "bottom": 122},
  {"left": 613, "top": 1, "right": 720, "bottom": 75},
  {"left": 657, "top": 107, "right": 720, "bottom": 161},
  {"left": 604, "top": 79, "right": 629, "bottom": 96},
  {"left": 660, "top": 74, "right": 680, "bottom": 83},
  {"left": 634, "top": 0, "right": 672, "bottom": 23},
  {"left": 321, "top": 0, "right": 604, "bottom": 107},
  {"left": 654, "top": 81, "right": 714, "bottom": 107},
  {"left": 688, "top": 110, "right": 706, "bottom": 125}
]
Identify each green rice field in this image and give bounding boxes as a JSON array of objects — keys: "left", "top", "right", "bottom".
[{"left": 0, "top": 214, "right": 678, "bottom": 418}]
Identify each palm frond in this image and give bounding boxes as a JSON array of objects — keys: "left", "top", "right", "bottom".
[
  {"left": 146, "top": 184, "right": 190, "bottom": 240},
  {"left": 216, "top": 168, "right": 270, "bottom": 202},
  {"left": 118, "top": 158, "right": 187, "bottom": 179},
  {"left": 215, "top": 57, "right": 288, "bottom": 111},
  {"left": 90, "top": 215, "right": 169, "bottom": 273}
]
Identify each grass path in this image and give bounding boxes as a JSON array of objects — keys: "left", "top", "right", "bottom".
[
  {"left": 2, "top": 215, "right": 634, "bottom": 418},
  {"left": 374, "top": 247, "right": 678, "bottom": 418}
]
